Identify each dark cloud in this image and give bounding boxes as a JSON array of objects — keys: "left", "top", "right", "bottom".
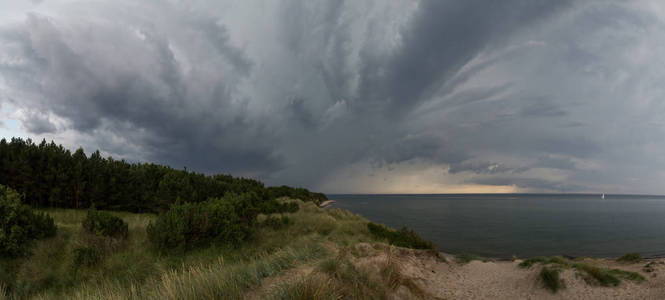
[
  {"left": 358, "top": 0, "right": 572, "bottom": 116},
  {"left": 0, "top": 8, "right": 279, "bottom": 176},
  {"left": 19, "top": 110, "right": 56, "bottom": 134},
  {"left": 2, "top": 0, "right": 665, "bottom": 193}
]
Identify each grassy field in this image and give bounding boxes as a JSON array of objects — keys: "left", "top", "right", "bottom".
[{"left": 0, "top": 199, "right": 407, "bottom": 299}]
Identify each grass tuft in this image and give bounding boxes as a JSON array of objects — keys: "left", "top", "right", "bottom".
[
  {"left": 540, "top": 266, "right": 564, "bottom": 293},
  {"left": 0, "top": 282, "right": 7, "bottom": 300},
  {"left": 518, "top": 256, "right": 570, "bottom": 268},
  {"left": 573, "top": 263, "right": 645, "bottom": 286},
  {"left": 455, "top": 253, "right": 483, "bottom": 264},
  {"left": 519, "top": 256, "right": 646, "bottom": 291},
  {"left": 269, "top": 274, "right": 338, "bottom": 300}
]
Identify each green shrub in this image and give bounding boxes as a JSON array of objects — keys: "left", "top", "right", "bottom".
[
  {"left": 367, "top": 222, "right": 434, "bottom": 250},
  {"left": 0, "top": 185, "right": 57, "bottom": 257},
  {"left": 82, "top": 209, "right": 128, "bottom": 239},
  {"left": 616, "top": 253, "right": 643, "bottom": 263},
  {"left": 262, "top": 215, "right": 292, "bottom": 230},
  {"left": 147, "top": 192, "right": 260, "bottom": 253}
]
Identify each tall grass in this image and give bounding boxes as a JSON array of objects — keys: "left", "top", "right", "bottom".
[
  {"left": 268, "top": 274, "right": 338, "bottom": 300},
  {"left": 0, "top": 282, "right": 8, "bottom": 300},
  {"left": 150, "top": 243, "right": 328, "bottom": 299}
]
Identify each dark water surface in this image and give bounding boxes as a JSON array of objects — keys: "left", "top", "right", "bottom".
[{"left": 327, "top": 194, "right": 665, "bottom": 258}]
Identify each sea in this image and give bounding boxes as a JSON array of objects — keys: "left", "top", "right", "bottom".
[{"left": 327, "top": 194, "right": 665, "bottom": 259}]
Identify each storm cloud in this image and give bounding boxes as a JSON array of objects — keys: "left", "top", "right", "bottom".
[{"left": 2, "top": 0, "right": 665, "bottom": 194}]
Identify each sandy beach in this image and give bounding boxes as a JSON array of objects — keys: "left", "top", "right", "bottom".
[{"left": 350, "top": 243, "right": 665, "bottom": 299}]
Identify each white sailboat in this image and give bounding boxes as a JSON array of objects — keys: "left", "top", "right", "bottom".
[{"left": 601, "top": 193, "right": 605, "bottom": 199}]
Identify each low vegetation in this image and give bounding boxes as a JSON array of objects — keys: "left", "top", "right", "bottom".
[
  {"left": 616, "top": 253, "right": 643, "bottom": 263},
  {"left": 518, "top": 255, "right": 646, "bottom": 293},
  {"left": 367, "top": 222, "right": 434, "bottom": 250},
  {"left": 575, "top": 263, "right": 645, "bottom": 287},
  {"left": 455, "top": 253, "right": 486, "bottom": 264},
  {"left": 146, "top": 193, "right": 259, "bottom": 254},
  {"left": 540, "top": 266, "right": 564, "bottom": 293},
  {"left": 269, "top": 246, "right": 426, "bottom": 299},
  {"left": 82, "top": 209, "right": 128, "bottom": 239},
  {"left": 518, "top": 256, "right": 570, "bottom": 268},
  {"left": 261, "top": 215, "right": 293, "bottom": 230},
  {"left": 0, "top": 199, "right": 434, "bottom": 299},
  {"left": 0, "top": 185, "right": 57, "bottom": 258}
]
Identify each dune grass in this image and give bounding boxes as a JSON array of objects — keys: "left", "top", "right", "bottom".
[
  {"left": 616, "top": 253, "right": 643, "bottom": 263},
  {"left": 268, "top": 245, "right": 425, "bottom": 299},
  {"left": 517, "top": 255, "right": 646, "bottom": 292},
  {"left": 518, "top": 256, "right": 570, "bottom": 268},
  {"left": 455, "top": 253, "right": 490, "bottom": 264},
  {"left": 574, "top": 263, "right": 645, "bottom": 287},
  {"left": 540, "top": 266, "right": 564, "bottom": 293},
  {"left": 1, "top": 200, "right": 388, "bottom": 299}
]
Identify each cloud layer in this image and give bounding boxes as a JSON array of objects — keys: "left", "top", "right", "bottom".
[{"left": 2, "top": 0, "right": 665, "bottom": 194}]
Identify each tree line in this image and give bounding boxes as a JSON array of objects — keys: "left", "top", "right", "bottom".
[{"left": 0, "top": 137, "right": 326, "bottom": 212}]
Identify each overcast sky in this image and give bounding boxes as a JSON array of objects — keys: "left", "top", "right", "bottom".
[{"left": 2, "top": 0, "right": 665, "bottom": 194}]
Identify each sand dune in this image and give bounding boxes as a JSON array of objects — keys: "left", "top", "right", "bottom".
[{"left": 352, "top": 243, "right": 665, "bottom": 299}]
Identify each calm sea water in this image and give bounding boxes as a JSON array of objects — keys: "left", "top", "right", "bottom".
[{"left": 327, "top": 194, "right": 665, "bottom": 258}]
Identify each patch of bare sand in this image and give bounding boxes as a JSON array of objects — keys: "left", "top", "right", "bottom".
[{"left": 354, "top": 243, "right": 665, "bottom": 300}]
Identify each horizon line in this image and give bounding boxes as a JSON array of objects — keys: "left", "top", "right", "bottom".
[{"left": 325, "top": 192, "right": 665, "bottom": 197}]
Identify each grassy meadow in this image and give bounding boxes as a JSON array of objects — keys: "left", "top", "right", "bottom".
[{"left": 0, "top": 199, "right": 412, "bottom": 299}]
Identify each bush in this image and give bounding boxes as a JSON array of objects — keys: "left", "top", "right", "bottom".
[
  {"left": 262, "top": 215, "right": 292, "bottom": 230},
  {"left": 82, "top": 209, "right": 128, "bottom": 239},
  {"left": 367, "top": 223, "right": 434, "bottom": 250},
  {"left": 147, "top": 192, "right": 260, "bottom": 254},
  {"left": 0, "top": 185, "right": 57, "bottom": 257}
]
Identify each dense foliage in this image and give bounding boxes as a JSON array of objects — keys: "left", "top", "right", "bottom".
[
  {"left": 147, "top": 193, "right": 260, "bottom": 253},
  {"left": 266, "top": 186, "right": 327, "bottom": 205},
  {"left": 367, "top": 222, "right": 434, "bottom": 250},
  {"left": 262, "top": 215, "right": 293, "bottom": 230},
  {"left": 0, "top": 185, "right": 57, "bottom": 257},
  {"left": 82, "top": 209, "right": 128, "bottom": 239},
  {"left": 0, "top": 137, "right": 326, "bottom": 212}
]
